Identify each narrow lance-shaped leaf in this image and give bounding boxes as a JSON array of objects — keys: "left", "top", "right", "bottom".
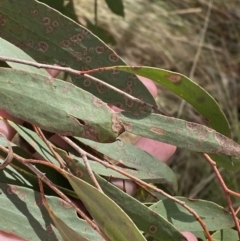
[
  {"left": 211, "top": 229, "right": 239, "bottom": 241},
  {"left": 74, "top": 137, "right": 178, "bottom": 193},
  {"left": 119, "top": 112, "right": 240, "bottom": 160},
  {"left": 0, "top": 68, "right": 120, "bottom": 142},
  {"left": 108, "top": 66, "right": 236, "bottom": 169},
  {"left": 45, "top": 201, "right": 89, "bottom": 241},
  {"left": 110, "top": 66, "right": 230, "bottom": 137},
  {"left": 63, "top": 153, "right": 187, "bottom": 241},
  {"left": 63, "top": 170, "right": 148, "bottom": 241},
  {"left": 0, "top": 0, "right": 155, "bottom": 113},
  {"left": 150, "top": 197, "right": 234, "bottom": 232},
  {"left": 0, "top": 183, "right": 104, "bottom": 241}
]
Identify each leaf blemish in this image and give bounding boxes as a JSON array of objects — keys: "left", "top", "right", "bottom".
[
  {"left": 37, "top": 41, "right": 49, "bottom": 52},
  {"left": 150, "top": 126, "right": 165, "bottom": 135},
  {"left": 42, "top": 17, "right": 51, "bottom": 25},
  {"left": 149, "top": 225, "right": 157, "bottom": 233},
  {"left": 0, "top": 16, "right": 6, "bottom": 26},
  {"left": 109, "top": 53, "right": 118, "bottom": 62},
  {"left": 167, "top": 74, "right": 181, "bottom": 83}
]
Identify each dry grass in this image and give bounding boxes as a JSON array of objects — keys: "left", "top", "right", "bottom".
[{"left": 74, "top": 0, "right": 240, "bottom": 206}]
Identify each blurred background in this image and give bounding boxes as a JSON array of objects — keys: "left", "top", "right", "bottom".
[{"left": 41, "top": 0, "right": 240, "bottom": 207}]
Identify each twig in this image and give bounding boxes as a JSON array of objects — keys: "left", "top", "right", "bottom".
[
  {"left": 0, "top": 144, "right": 109, "bottom": 240},
  {"left": 203, "top": 153, "right": 240, "bottom": 238},
  {"left": 60, "top": 136, "right": 103, "bottom": 192},
  {"left": 0, "top": 56, "right": 165, "bottom": 115},
  {"left": 58, "top": 135, "right": 212, "bottom": 240},
  {"left": 0, "top": 139, "right": 13, "bottom": 169},
  {"left": 32, "top": 125, "right": 65, "bottom": 168}
]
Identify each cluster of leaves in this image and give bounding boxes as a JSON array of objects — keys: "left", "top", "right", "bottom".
[{"left": 0, "top": 0, "right": 240, "bottom": 240}]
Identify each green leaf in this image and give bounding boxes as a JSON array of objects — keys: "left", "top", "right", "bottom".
[
  {"left": 110, "top": 66, "right": 236, "bottom": 169},
  {"left": 9, "top": 121, "right": 60, "bottom": 166},
  {"left": 0, "top": 37, "right": 49, "bottom": 75},
  {"left": 0, "top": 133, "right": 74, "bottom": 196},
  {"left": 105, "top": 0, "right": 125, "bottom": 17},
  {"left": 0, "top": 68, "right": 118, "bottom": 142},
  {"left": 0, "top": 0, "right": 155, "bottom": 113},
  {"left": 0, "top": 183, "right": 104, "bottom": 241},
  {"left": 211, "top": 229, "right": 239, "bottom": 241},
  {"left": 64, "top": 154, "right": 187, "bottom": 241},
  {"left": 120, "top": 112, "right": 240, "bottom": 166},
  {"left": 111, "top": 66, "right": 230, "bottom": 137},
  {"left": 150, "top": 197, "right": 234, "bottom": 232},
  {"left": 47, "top": 207, "right": 89, "bottom": 241},
  {"left": 63, "top": 170, "right": 148, "bottom": 241},
  {"left": 74, "top": 137, "right": 178, "bottom": 193}
]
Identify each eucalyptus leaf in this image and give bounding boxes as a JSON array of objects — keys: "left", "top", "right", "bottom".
[
  {"left": 211, "top": 229, "right": 239, "bottom": 241},
  {"left": 110, "top": 66, "right": 235, "bottom": 169},
  {"left": 150, "top": 197, "right": 234, "bottom": 232},
  {"left": 74, "top": 137, "right": 178, "bottom": 193},
  {"left": 120, "top": 112, "right": 240, "bottom": 167},
  {"left": 111, "top": 66, "right": 230, "bottom": 137},
  {"left": 0, "top": 68, "right": 118, "bottom": 142},
  {"left": 0, "top": 0, "right": 155, "bottom": 113},
  {"left": 63, "top": 170, "right": 148, "bottom": 241},
  {"left": 0, "top": 183, "right": 103, "bottom": 241},
  {"left": 64, "top": 154, "right": 187, "bottom": 241}
]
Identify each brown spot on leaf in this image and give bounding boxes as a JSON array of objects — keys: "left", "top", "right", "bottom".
[
  {"left": 37, "top": 41, "right": 49, "bottom": 52},
  {"left": 62, "top": 87, "right": 68, "bottom": 93},
  {"left": 96, "top": 46, "right": 104, "bottom": 54},
  {"left": 123, "top": 122, "right": 132, "bottom": 132},
  {"left": 60, "top": 199, "right": 72, "bottom": 209},
  {"left": 112, "top": 113, "right": 125, "bottom": 134},
  {"left": 25, "top": 40, "right": 34, "bottom": 48},
  {"left": 42, "top": 17, "right": 51, "bottom": 25},
  {"left": 185, "top": 122, "right": 200, "bottom": 131},
  {"left": 85, "top": 56, "right": 92, "bottom": 63},
  {"left": 109, "top": 53, "right": 118, "bottom": 62},
  {"left": 52, "top": 21, "right": 59, "bottom": 27},
  {"left": 82, "top": 126, "right": 98, "bottom": 141},
  {"left": 7, "top": 185, "right": 19, "bottom": 194},
  {"left": 149, "top": 225, "right": 157, "bottom": 233},
  {"left": 76, "top": 34, "right": 83, "bottom": 41},
  {"left": 167, "top": 74, "right": 181, "bottom": 83},
  {"left": 82, "top": 28, "right": 88, "bottom": 34},
  {"left": 0, "top": 16, "right": 6, "bottom": 26},
  {"left": 46, "top": 26, "right": 53, "bottom": 34},
  {"left": 125, "top": 97, "right": 134, "bottom": 108},
  {"left": 30, "top": 9, "right": 39, "bottom": 15},
  {"left": 60, "top": 39, "right": 71, "bottom": 47},
  {"left": 45, "top": 76, "right": 55, "bottom": 84},
  {"left": 96, "top": 82, "right": 107, "bottom": 93},
  {"left": 75, "top": 168, "right": 84, "bottom": 178},
  {"left": 150, "top": 126, "right": 165, "bottom": 135},
  {"left": 46, "top": 225, "right": 53, "bottom": 233},
  {"left": 70, "top": 34, "right": 78, "bottom": 42},
  {"left": 127, "top": 81, "right": 133, "bottom": 87},
  {"left": 93, "top": 97, "right": 105, "bottom": 108},
  {"left": 83, "top": 78, "right": 91, "bottom": 87}
]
